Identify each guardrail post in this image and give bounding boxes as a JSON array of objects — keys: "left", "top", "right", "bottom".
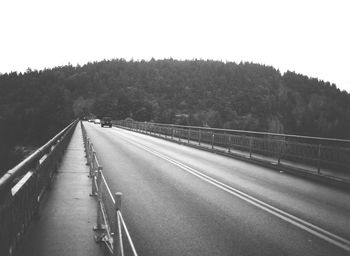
[
  {"left": 211, "top": 132, "right": 214, "bottom": 149},
  {"left": 94, "top": 167, "right": 104, "bottom": 231},
  {"left": 88, "top": 143, "right": 94, "bottom": 176},
  {"left": 89, "top": 149, "right": 94, "bottom": 177},
  {"left": 171, "top": 128, "right": 174, "bottom": 140},
  {"left": 90, "top": 170, "right": 98, "bottom": 196},
  {"left": 86, "top": 139, "right": 90, "bottom": 166},
  {"left": 249, "top": 136, "right": 253, "bottom": 158},
  {"left": 113, "top": 192, "right": 123, "bottom": 256},
  {"left": 33, "top": 166, "right": 42, "bottom": 218},
  {"left": 317, "top": 144, "right": 321, "bottom": 174},
  {"left": 83, "top": 131, "right": 87, "bottom": 157},
  {"left": 93, "top": 151, "right": 97, "bottom": 167},
  {"left": 198, "top": 129, "right": 201, "bottom": 145},
  {"left": 277, "top": 140, "right": 282, "bottom": 165},
  {"left": 188, "top": 129, "right": 190, "bottom": 144},
  {"left": 277, "top": 154, "right": 281, "bottom": 165},
  {"left": 228, "top": 135, "right": 231, "bottom": 153},
  {"left": 90, "top": 152, "right": 98, "bottom": 195}
]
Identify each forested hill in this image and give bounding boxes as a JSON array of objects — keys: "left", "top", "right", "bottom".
[{"left": 1, "top": 59, "right": 350, "bottom": 172}]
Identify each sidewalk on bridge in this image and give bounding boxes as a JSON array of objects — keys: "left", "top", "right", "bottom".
[{"left": 17, "top": 124, "right": 105, "bottom": 256}]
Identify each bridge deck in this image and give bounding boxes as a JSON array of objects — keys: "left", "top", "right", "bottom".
[{"left": 16, "top": 124, "right": 104, "bottom": 256}]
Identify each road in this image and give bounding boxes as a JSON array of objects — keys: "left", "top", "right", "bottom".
[{"left": 84, "top": 122, "right": 350, "bottom": 256}]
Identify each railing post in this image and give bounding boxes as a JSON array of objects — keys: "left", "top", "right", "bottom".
[
  {"left": 90, "top": 150, "right": 96, "bottom": 177},
  {"left": 228, "top": 135, "right": 231, "bottom": 153},
  {"left": 113, "top": 192, "right": 123, "bottom": 256},
  {"left": 277, "top": 140, "right": 282, "bottom": 165},
  {"left": 93, "top": 151, "right": 97, "bottom": 168},
  {"left": 94, "top": 167, "right": 103, "bottom": 230},
  {"left": 83, "top": 133, "right": 88, "bottom": 157},
  {"left": 198, "top": 129, "right": 201, "bottom": 145},
  {"left": 249, "top": 136, "right": 253, "bottom": 158},
  {"left": 86, "top": 139, "right": 90, "bottom": 166},
  {"left": 171, "top": 128, "right": 174, "bottom": 140},
  {"left": 88, "top": 143, "right": 94, "bottom": 176},
  {"left": 90, "top": 170, "right": 98, "bottom": 196},
  {"left": 317, "top": 144, "right": 321, "bottom": 174},
  {"left": 211, "top": 132, "right": 214, "bottom": 149},
  {"left": 33, "top": 166, "right": 42, "bottom": 218},
  {"left": 188, "top": 129, "right": 190, "bottom": 144}
]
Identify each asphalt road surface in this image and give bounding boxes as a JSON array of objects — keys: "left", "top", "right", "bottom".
[{"left": 84, "top": 122, "right": 350, "bottom": 256}]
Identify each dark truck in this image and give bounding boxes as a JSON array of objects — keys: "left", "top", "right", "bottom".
[{"left": 101, "top": 117, "right": 112, "bottom": 127}]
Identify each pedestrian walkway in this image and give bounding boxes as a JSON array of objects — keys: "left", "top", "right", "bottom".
[{"left": 17, "top": 124, "right": 105, "bottom": 256}]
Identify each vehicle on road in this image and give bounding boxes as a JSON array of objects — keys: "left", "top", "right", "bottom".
[
  {"left": 101, "top": 117, "right": 112, "bottom": 127},
  {"left": 94, "top": 119, "right": 101, "bottom": 124}
]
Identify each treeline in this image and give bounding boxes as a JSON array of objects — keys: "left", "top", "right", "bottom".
[{"left": 1, "top": 59, "right": 350, "bottom": 174}]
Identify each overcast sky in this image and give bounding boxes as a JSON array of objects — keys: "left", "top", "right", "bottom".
[{"left": 1, "top": 0, "right": 349, "bottom": 92}]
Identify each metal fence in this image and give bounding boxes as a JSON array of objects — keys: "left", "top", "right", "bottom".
[
  {"left": 115, "top": 120, "right": 350, "bottom": 180},
  {"left": 81, "top": 122, "right": 138, "bottom": 256},
  {"left": 0, "top": 120, "right": 78, "bottom": 256}
]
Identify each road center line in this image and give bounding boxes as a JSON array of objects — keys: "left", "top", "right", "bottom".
[{"left": 113, "top": 128, "right": 350, "bottom": 253}]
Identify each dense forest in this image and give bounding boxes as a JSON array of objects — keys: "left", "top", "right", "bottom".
[{"left": 1, "top": 59, "right": 350, "bottom": 174}]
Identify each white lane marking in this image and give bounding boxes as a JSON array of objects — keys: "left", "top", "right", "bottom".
[{"left": 112, "top": 128, "right": 350, "bottom": 253}]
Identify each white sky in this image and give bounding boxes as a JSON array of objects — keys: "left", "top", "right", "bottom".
[{"left": 0, "top": 0, "right": 349, "bottom": 92}]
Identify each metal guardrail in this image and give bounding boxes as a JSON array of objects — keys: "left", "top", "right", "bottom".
[
  {"left": 115, "top": 120, "right": 350, "bottom": 180},
  {"left": 81, "top": 121, "right": 138, "bottom": 256},
  {"left": 0, "top": 120, "right": 78, "bottom": 256}
]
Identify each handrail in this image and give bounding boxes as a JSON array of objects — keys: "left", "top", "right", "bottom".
[
  {"left": 124, "top": 120, "right": 350, "bottom": 144},
  {"left": 81, "top": 121, "right": 138, "bottom": 256},
  {"left": 0, "top": 119, "right": 78, "bottom": 256},
  {"left": 0, "top": 120, "right": 78, "bottom": 193},
  {"left": 115, "top": 120, "right": 350, "bottom": 181}
]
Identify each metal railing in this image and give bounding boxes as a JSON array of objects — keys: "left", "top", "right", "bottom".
[
  {"left": 0, "top": 120, "right": 78, "bottom": 256},
  {"left": 81, "top": 122, "right": 138, "bottom": 256},
  {"left": 115, "top": 120, "right": 350, "bottom": 181}
]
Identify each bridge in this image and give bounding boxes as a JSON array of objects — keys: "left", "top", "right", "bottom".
[{"left": 1, "top": 120, "right": 350, "bottom": 256}]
